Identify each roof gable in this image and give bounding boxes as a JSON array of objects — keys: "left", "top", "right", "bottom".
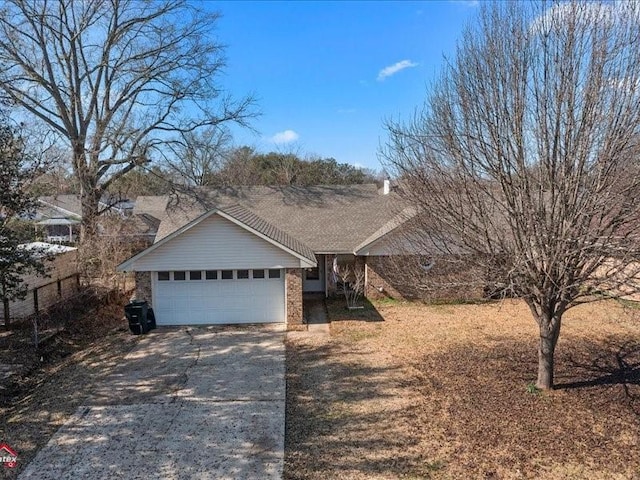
[{"left": 118, "top": 206, "right": 316, "bottom": 271}]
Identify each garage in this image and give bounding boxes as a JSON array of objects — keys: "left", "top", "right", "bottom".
[
  {"left": 152, "top": 268, "right": 285, "bottom": 325},
  {"left": 117, "top": 206, "right": 317, "bottom": 328}
]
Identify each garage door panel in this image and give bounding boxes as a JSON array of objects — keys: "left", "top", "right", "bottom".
[{"left": 153, "top": 271, "right": 285, "bottom": 325}]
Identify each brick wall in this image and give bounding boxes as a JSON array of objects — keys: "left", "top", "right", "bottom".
[
  {"left": 365, "top": 256, "right": 405, "bottom": 300},
  {"left": 285, "top": 268, "right": 304, "bottom": 330},
  {"left": 134, "top": 271, "right": 153, "bottom": 306},
  {"left": 364, "top": 255, "right": 484, "bottom": 302}
]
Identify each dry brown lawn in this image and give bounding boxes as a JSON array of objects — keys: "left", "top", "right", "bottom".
[{"left": 285, "top": 298, "right": 640, "bottom": 480}]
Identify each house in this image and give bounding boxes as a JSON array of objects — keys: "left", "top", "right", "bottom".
[
  {"left": 35, "top": 195, "right": 154, "bottom": 243},
  {"left": 35, "top": 195, "right": 83, "bottom": 242},
  {"left": 117, "top": 183, "right": 426, "bottom": 329}
]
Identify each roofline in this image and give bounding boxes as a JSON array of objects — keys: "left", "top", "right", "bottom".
[
  {"left": 353, "top": 207, "right": 416, "bottom": 255},
  {"left": 354, "top": 232, "right": 398, "bottom": 256},
  {"left": 313, "top": 251, "right": 355, "bottom": 255},
  {"left": 215, "top": 209, "right": 316, "bottom": 266},
  {"left": 117, "top": 208, "right": 316, "bottom": 271},
  {"left": 38, "top": 199, "right": 82, "bottom": 219}
]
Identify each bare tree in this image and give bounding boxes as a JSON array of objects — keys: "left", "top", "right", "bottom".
[
  {"left": 163, "top": 126, "right": 232, "bottom": 186},
  {"left": 382, "top": 1, "right": 640, "bottom": 389},
  {"left": 0, "top": 0, "right": 256, "bottom": 240},
  {"left": 337, "top": 265, "right": 365, "bottom": 310}
]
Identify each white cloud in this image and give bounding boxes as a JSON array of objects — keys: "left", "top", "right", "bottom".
[
  {"left": 531, "top": 2, "right": 640, "bottom": 35},
  {"left": 452, "top": 0, "right": 479, "bottom": 7},
  {"left": 270, "top": 129, "right": 299, "bottom": 144},
  {"left": 377, "top": 60, "right": 418, "bottom": 81}
]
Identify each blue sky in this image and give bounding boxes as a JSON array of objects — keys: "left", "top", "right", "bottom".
[{"left": 212, "top": 1, "right": 480, "bottom": 171}]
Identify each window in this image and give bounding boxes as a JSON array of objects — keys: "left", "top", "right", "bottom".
[
  {"left": 252, "top": 269, "right": 265, "bottom": 279},
  {"left": 268, "top": 269, "right": 281, "bottom": 279},
  {"left": 173, "top": 271, "right": 186, "bottom": 281},
  {"left": 221, "top": 270, "right": 233, "bottom": 280},
  {"left": 189, "top": 271, "right": 202, "bottom": 280},
  {"left": 158, "top": 271, "right": 170, "bottom": 281},
  {"left": 237, "top": 269, "right": 249, "bottom": 279},
  {"left": 205, "top": 270, "right": 217, "bottom": 280},
  {"left": 305, "top": 267, "right": 320, "bottom": 280}
]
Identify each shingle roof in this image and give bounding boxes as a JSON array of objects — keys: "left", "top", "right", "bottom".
[
  {"left": 153, "top": 184, "right": 405, "bottom": 253},
  {"left": 220, "top": 204, "right": 317, "bottom": 263},
  {"left": 354, "top": 206, "right": 418, "bottom": 253},
  {"left": 39, "top": 195, "right": 82, "bottom": 218},
  {"left": 133, "top": 196, "right": 169, "bottom": 220}
]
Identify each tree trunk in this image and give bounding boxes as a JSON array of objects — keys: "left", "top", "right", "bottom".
[
  {"left": 79, "top": 187, "right": 100, "bottom": 243},
  {"left": 537, "top": 334, "right": 556, "bottom": 389},
  {"left": 3, "top": 298, "right": 9, "bottom": 327},
  {"left": 536, "top": 314, "right": 562, "bottom": 390}
]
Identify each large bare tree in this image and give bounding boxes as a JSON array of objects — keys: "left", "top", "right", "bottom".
[
  {"left": 0, "top": 0, "right": 255, "bottom": 239},
  {"left": 383, "top": 1, "right": 640, "bottom": 389},
  {"left": 163, "top": 126, "right": 232, "bottom": 186}
]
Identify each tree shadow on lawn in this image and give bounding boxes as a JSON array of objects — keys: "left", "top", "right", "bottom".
[
  {"left": 325, "top": 297, "right": 384, "bottom": 323},
  {"left": 402, "top": 335, "right": 640, "bottom": 477},
  {"left": 555, "top": 337, "right": 640, "bottom": 415},
  {"left": 285, "top": 339, "right": 434, "bottom": 479}
]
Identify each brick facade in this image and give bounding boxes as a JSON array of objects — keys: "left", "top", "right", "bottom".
[
  {"left": 285, "top": 268, "right": 305, "bottom": 330},
  {"left": 365, "top": 256, "right": 405, "bottom": 300},
  {"left": 364, "top": 255, "right": 484, "bottom": 302},
  {"left": 134, "top": 271, "right": 153, "bottom": 305}
]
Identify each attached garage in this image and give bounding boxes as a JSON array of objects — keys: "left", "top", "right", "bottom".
[
  {"left": 118, "top": 205, "right": 316, "bottom": 327},
  {"left": 152, "top": 269, "right": 285, "bottom": 325}
]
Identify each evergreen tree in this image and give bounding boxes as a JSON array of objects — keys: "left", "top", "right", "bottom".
[{"left": 0, "top": 124, "right": 46, "bottom": 326}]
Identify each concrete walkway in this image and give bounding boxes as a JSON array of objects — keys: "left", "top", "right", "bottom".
[
  {"left": 19, "top": 325, "right": 285, "bottom": 480},
  {"left": 303, "top": 297, "right": 330, "bottom": 335}
]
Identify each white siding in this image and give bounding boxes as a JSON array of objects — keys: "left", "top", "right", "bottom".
[
  {"left": 358, "top": 230, "right": 437, "bottom": 256},
  {"left": 130, "top": 214, "right": 300, "bottom": 271},
  {"left": 153, "top": 270, "right": 285, "bottom": 325}
]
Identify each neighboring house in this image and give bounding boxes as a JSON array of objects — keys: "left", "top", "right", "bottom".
[
  {"left": 117, "top": 183, "right": 432, "bottom": 330},
  {"left": 35, "top": 195, "right": 151, "bottom": 243},
  {"left": 36, "top": 195, "right": 83, "bottom": 243},
  {"left": 4, "top": 242, "right": 79, "bottom": 324}
]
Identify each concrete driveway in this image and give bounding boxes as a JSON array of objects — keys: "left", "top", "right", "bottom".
[{"left": 19, "top": 325, "right": 285, "bottom": 480}]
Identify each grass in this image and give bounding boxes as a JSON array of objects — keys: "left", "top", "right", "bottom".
[
  {"left": 285, "top": 298, "right": 640, "bottom": 480},
  {"left": 617, "top": 298, "right": 640, "bottom": 310}
]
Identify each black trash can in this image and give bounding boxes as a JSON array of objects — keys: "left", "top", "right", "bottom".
[
  {"left": 124, "top": 301, "right": 156, "bottom": 335},
  {"left": 147, "top": 307, "right": 157, "bottom": 330}
]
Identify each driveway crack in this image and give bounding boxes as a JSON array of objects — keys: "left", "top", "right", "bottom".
[{"left": 170, "top": 328, "right": 201, "bottom": 402}]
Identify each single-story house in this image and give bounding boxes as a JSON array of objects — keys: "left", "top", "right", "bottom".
[{"left": 117, "top": 183, "right": 445, "bottom": 329}]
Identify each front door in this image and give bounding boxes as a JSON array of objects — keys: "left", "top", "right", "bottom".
[{"left": 302, "top": 255, "right": 325, "bottom": 292}]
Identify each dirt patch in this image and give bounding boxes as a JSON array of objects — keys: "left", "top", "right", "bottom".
[
  {"left": 0, "top": 288, "right": 140, "bottom": 477},
  {"left": 285, "top": 298, "right": 640, "bottom": 479}
]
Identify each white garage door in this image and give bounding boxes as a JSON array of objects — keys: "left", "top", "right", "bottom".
[{"left": 153, "top": 269, "right": 285, "bottom": 325}]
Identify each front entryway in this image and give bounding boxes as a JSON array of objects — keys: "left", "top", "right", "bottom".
[{"left": 302, "top": 254, "right": 325, "bottom": 293}]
